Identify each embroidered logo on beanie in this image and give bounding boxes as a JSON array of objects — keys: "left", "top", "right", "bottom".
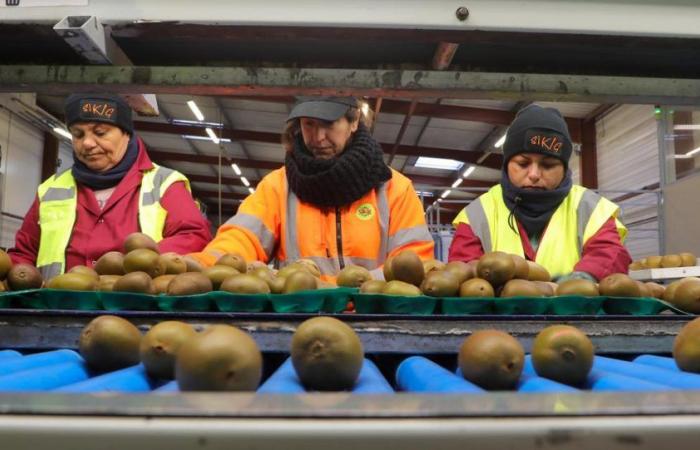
[
  {"left": 80, "top": 99, "right": 117, "bottom": 121},
  {"left": 525, "top": 129, "right": 566, "bottom": 154}
]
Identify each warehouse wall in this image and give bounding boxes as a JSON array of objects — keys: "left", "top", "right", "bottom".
[
  {"left": 0, "top": 97, "right": 44, "bottom": 250},
  {"left": 596, "top": 105, "right": 661, "bottom": 259},
  {"left": 663, "top": 170, "right": 700, "bottom": 254}
]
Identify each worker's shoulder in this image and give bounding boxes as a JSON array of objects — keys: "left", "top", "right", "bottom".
[{"left": 386, "top": 167, "right": 414, "bottom": 191}]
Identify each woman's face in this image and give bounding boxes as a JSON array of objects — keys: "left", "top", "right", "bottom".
[
  {"left": 70, "top": 122, "right": 130, "bottom": 172},
  {"left": 507, "top": 153, "right": 565, "bottom": 190},
  {"left": 299, "top": 116, "right": 358, "bottom": 159}
]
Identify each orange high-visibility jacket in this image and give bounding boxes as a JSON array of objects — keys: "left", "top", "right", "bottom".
[{"left": 192, "top": 167, "right": 434, "bottom": 281}]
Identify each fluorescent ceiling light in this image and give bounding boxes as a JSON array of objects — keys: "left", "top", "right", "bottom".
[
  {"left": 675, "top": 146, "right": 700, "bottom": 159},
  {"left": 241, "top": 176, "right": 250, "bottom": 187},
  {"left": 416, "top": 191, "right": 434, "bottom": 197},
  {"left": 172, "top": 118, "right": 222, "bottom": 128},
  {"left": 248, "top": 187, "right": 255, "bottom": 194},
  {"left": 53, "top": 127, "right": 72, "bottom": 139},
  {"left": 182, "top": 134, "right": 231, "bottom": 143},
  {"left": 205, "top": 127, "right": 220, "bottom": 144},
  {"left": 440, "top": 190, "right": 452, "bottom": 199},
  {"left": 451, "top": 178, "right": 463, "bottom": 188},
  {"left": 494, "top": 133, "right": 506, "bottom": 148},
  {"left": 415, "top": 157, "right": 464, "bottom": 171},
  {"left": 231, "top": 163, "right": 242, "bottom": 175},
  {"left": 462, "top": 166, "right": 476, "bottom": 178},
  {"left": 187, "top": 100, "right": 205, "bottom": 121},
  {"left": 673, "top": 124, "right": 700, "bottom": 131}
]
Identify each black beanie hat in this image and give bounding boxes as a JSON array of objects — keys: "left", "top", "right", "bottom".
[
  {"left": 502, "top": 104, "right": 572, "bottom": 169},
  {"left": 64, "top": 93, "right": 133, "bottom": 135}
]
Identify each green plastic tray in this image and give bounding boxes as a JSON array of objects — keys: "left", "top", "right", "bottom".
[
  {"left": 493, "top": 296, "right": 550, "bottom": 315},
  {"left": 0, "top": 289, "right": 46, "bottom": 309},
  {"left": 548, "top": 296, "right": 605, "bottom": 315},
  {"left": 352, "top": 293, "right": 437, "bottom": 315},
  {"left": 44, "top": 289, "right": 103, "bottom": 310},
  {"left": 270, "top": 288, "right": 356, "bottom": 313},
  {"left": 602, "top": 296, "right": 684, "bottom": 316},
  {"left": 211, "top": 292, "right": 269, "bottom": 313},
  {"left": 100, "top": 291, "right": 158, "bottom": 311},
  {"left": 441, "top": 297, "right": 493, "bottom": 315},
  {"left": 157, "top": 294, "right": 213, "bottom": 312}
]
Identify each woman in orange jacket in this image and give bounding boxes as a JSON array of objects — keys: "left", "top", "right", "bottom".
[{"left": 191, "top": 96, "right": 434, "bottom": 282}]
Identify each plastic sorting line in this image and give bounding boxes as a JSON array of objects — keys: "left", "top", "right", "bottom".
[
  {"left": 55, "top": 364, "right": 164, "bottom": 393},
  {"left": 396, "top": 357, "right": 484, "bottom": 393},
  {"left": 0, "top": 349, "right": 83, "bottom": 377},
  {"left": 454, "top": 366, "right": 578, "bottom": 393},
  {"left": 0, "top": 350, "right": 21, "bottom": 361},
  {"left": 523, "top": 356, "right": 673, "bottom": 391},
  {"left": 633, "top": 355, "right": 680, "bottom": 372},
  {"left": 593, "top": 355, "right": 700, "bottom": 389}
]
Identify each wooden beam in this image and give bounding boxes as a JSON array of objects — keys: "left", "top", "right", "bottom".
[
  {"left": 580, "top": 120, "right": 598, "bottom": 189},
  {"left": 41, "top": 131, "right": 59, "bottom": 181},
  {"left": 432, "top": 42, "right": 459, "bottom": 70}
]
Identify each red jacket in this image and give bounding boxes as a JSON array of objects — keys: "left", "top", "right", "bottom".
[
  {"left": 448, "top": 217, "right": 631, "bottom": 281},
  {"left": 8, "top": 139, "right": 212, "bottom": 270}
]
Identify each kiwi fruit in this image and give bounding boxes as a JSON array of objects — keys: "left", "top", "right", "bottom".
[
  {"left": 500, "top": 279, "right": 542, "bottom": 297},
  {"left": 444, "top": 260, "right": 477, "bottom": 284},
  {"left": 680, "top": 252, "right": 698, "bottom": 267},
  {"left": 645, "top": 282, "right": 666, "bottom": 299},
  {"left": 175, "top": 325, "right": 262, "bottom": 391},
  {"left": 534, "top": 281, "right": 557, "bottom": 297},
  {"left": 167, "top": 272, "right": 213, "bottom": 296},
  {"left": 526, "top": 261, "right": 551, "bottom": 282},
  {"left": 390, "top": 250, "right": 425, "bottom": 287},
  {"left": 246, "top": 261, "right": 269, "bottom": 272},
  {"left": 420, "top": 270, "right": 460, "bottom": 297},
  {"left": 249, "top": 266, "right": 276, "bottom": 288},
  {"left": 381, "top": 280, "right": 422, "bottom": 296},
  {"left": 645, "top": 256, "right": 663, "bottom": 269},
  {"left": 6, "top": 264, "right": 43, "bottom": 290},
  {"left": 203, "top": 265, "right": 240, "bottom": 290},
  {"left": 422, "top": 259, "right": 446, "bottom": 274},
  {"left": 295, "top": 258, "right": 322, "bottom": 278},
  {"left": 98, "top": 275, "right": 121, "bottom": 292},
  {"left": 94, "top": 251, "right": 126, "bottom": 275},
  {"left": 458, "top": 330, "right": 524, "bottom": 390},
  {"left": 0, "top": 249, "right": 12, "bottom": 280},
  {"left": 282, "top": 271, "right": 318, "bottom": 294},
  {"left": 268, "top": 276, "right": 287, "bottom": 294},
  {"left": 68, "top": 265, "right": 99, "bottom": 281},
  {"left": 673, "top": 317, "right": 700, "bottom": 373},
  {"left": 124, "top": 232, "right": 158, "bottom": 253},
  {"left": 79, "top": 315, "right": 142, "bottom": 372},
  {"left": 216, "top": 253, "right": 247, "bottom": 273},
  {"left": 477, "top": 252, "right": 516, "bottom": 286},
  {"left": 556, "top": 279, "right": 599, "bottom": 297},
  {"left": 511, "top": 255, "right": 530, "bottom": 279},
  {"left": 153, "top": 274, "right": 177, "bottom": 294},
  {"left": 664, "top": 278, "right": 697, "bottom": 303},
  {"left": 277, "top": 263, "right": 313, "bottom": 280},
  {"left": 635, "top": 280, "right": 652, "bottom": 298},
  {"left": 0, "top": 281, "right": 6, "bottom": 292},
  {"left": 336, "top": 265, "right": 373, "bottom": 288},
  {"left": 629, "top": 261, "right": 645, "bottom": 271},
  {"left": 123, "top": 249, "right": 166, "bottom": 278},
  {"left": 359, "top": 279, "right": 386, "bottom": 294},
  {"left": 531, "top": 325, "right": 594, "bottom": 386},
  {"left": 661, "top": 254, "right": 683, "bottom": 268},
  {"left": 183, "top": 256, "right": 204, "bottom": 272},
  {"left": 598, "top": 273, "right": 641, "bottom": 297},
  {"left": 459, "top": 278, "right": 495, "bottom": 297},
  {"left": 46, "top": 273, "right": 98, "bottom": 291},
  {"left": 140, "top": 321, "right": 197, "bottom": 379},
  {"left": 670, "top": 279, "right": 700, "bottom": 314},
  {"left": 291, "top": 317, "right": 364, "bottom": 391},
  {"left": 220, "top": 274, "right": 271, "bottom": 294},
  {"left": 112, "top": 271, "right": 155, "bottom": 294},
  {"left": 159, "top": 252, "right": 188, "bottom": 275},
  {"left": 382, "top": 256, "right": 395, "bottom": 281}
]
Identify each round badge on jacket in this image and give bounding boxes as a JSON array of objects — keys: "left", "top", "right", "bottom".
[{"left": 355, "top": 203, "right": 375, "bottom": 221}]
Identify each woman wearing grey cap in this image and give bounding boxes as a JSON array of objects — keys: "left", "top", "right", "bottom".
[
  {"left": 191, "top": 96, "right": 434, "bottom": 282},
  {"left": 448, "top": 104, "right": 631, "bottom": 282}
]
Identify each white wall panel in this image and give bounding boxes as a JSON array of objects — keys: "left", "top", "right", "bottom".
[{"left": 596, "top": 105, "right": 660, "bottom": 259}]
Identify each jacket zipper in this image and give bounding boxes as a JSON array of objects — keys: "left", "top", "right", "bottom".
[{"left": 335, "top": 206, "right": 345, "bottom": 270}]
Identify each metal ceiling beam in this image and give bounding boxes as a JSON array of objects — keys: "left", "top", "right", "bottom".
[
  {"left": 432, "top": 42, "right": 459, "bottom": 70},
  {"left": 186, "top": 173, "right": 258, "bottom": 188},
  {"left": 149, "top": 149, "right": 281, "bottom": 170},
  {"left": 3, "top": 66, "right": 700, "bottom": 105},
  {"left": 387, "top": 100, "right": 417, "bottom": 165}
]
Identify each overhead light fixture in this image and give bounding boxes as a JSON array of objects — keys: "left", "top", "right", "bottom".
[
  {"left": 494, "top": 133, "right": 506, "bottom": 148},
  {"left": 241, "top": 176, "right": 250, "bottom": 187},
  {"left": 440, "top": 190, "right": 452, "bottom": 199},
  {"left": 172, "top": 118, "right": 222, "bottom": 128},
  {"left": 187, "top": 100, "right": 205, "bottom": 121},
  {"left": 415, "top": 157, "right": 464, "bottom": 171},
  {"left": 462, "top": 166, "right": 476, "bottom": 178},
  {"left": 361, "top": 102, "right": 370, "bottom": 116},
  {"left": 205, "top": 127, "right": 220, "bottom": 144},
  {"left": 673, "top": 124, "right": 700, "bottom": 131},
  {"left": 248, "top": 187, "right": 255, "bottom": 194},
  {"left": 52, "top": 127, "right": 72, "bottom": 139},
  {"left": 182, "top": 134, "right": 231, "bottom": 143},
  {"left": 231, "top": 163, "right": 242, "bottom": 175},
  {"left": 675, "top": 146, "right": 700, "bottom": 159},
  {"left": 451, "top": 178, "right": 463, "bottom": 188},
  {"left": 415, "top": 191, "right": 434, "bottom": 197}
]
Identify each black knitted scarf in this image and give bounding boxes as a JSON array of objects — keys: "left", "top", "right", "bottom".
[
  {"left": 285, "top": 123, "right": 392, "bottom": 208},
  {"left": 72, "top": 135, "right": 139, "bottom": 190}
]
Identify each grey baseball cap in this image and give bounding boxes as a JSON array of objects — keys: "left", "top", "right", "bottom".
[{"left": 287, "top": 96, "right": 358, "bottom": 122}]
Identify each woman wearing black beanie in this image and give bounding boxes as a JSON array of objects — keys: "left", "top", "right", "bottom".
[{"left": 448, "top": 104, "right": 631, "bottom": 282}]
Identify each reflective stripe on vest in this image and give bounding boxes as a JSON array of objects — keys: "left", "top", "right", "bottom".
[
  {"left": 452, "top": 184, "right": 627, "bottom": 278},
  {"left": 281, "top": 180, "right": 391, "bottom": 275},
  {"left": 224, "top": 213, "right": 276, "bottom": 259},
  {"left": 36, "top": 164, "right": 189, "bottom": 279}
]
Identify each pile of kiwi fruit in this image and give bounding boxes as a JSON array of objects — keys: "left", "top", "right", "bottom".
[{"left": 630, "top": 252, "right": 697, "bottom": 270}]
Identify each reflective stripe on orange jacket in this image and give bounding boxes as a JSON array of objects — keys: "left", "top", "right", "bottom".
[{"left": 192, "top": 167, "right": 434, "bottom": 282}]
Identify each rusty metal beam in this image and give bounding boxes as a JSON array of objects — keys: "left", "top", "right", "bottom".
[
  {"left": 388, "top": 100, "right": 417, "bottom": 165},
  {"left": 148, "top": 149, "right": 282, "bottom": 170},
  {"left": 432, "top": 42, "right": 459, "bottom": 70},
  {"left": 187, "top": 173, "right": 259, "bottom": 187},
  {"left": 580, "top": 120, "right": 598, "bottom": 189}
]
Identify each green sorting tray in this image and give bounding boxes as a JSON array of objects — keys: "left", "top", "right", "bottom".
[
  {"left": 441, "top": 297, "right": 493, "bottom": 315},
  {"left": 211, "top": 292, "right": 269, "bottom": 313},
  {"left": 352, "top": 293, "right": 437, "bottom": 315},
  {"left": 493, "top": 296, "right": 551, "bottom": 315},
  {"left": 547, "top": 296, "right": 605, "bottom": 315},
  {"left": 270, "top": 288, "right": 356, "bottom": 313},
  {"left": 0, "top": 289, "right": 46, "bottom": 309},
  {"left": 100, "top": 291, "right": 158, "bottom": 311},
  {"left": 602, "top": 296, "right": 686, "bottom": 316},
  {"left": 157, "top": 293, "right": 213, "bottom": 312},
  {"left": 0, "top": 288, "right": 104, "bottom": 310}
]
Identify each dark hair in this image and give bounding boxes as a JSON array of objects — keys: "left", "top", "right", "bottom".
[{"left": 281, "top": 100, "right": 369, "bottom": 153}]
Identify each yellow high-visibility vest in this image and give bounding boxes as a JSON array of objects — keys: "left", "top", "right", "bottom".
[
  {"left": 36, "top": 164, "right": 189, "bottom": 279},
  {"left": 452, "top": 184, "right": 627, "bottom": 279}
]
